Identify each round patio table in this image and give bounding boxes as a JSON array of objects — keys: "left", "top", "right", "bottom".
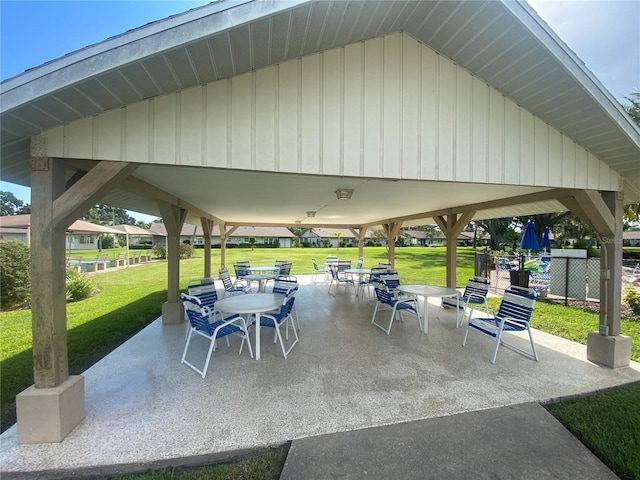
[
  {"left": 215, "top": 293, "right": 285, "bottom": 360},
  {"left": 343, "top": 268, "right": 372, "bottom": 297},
  {"left": 396, "top": 285, "right": 459, "bottom": 333}
]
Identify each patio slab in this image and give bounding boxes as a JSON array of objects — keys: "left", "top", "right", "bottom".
[{"left": 1, "top": 275, "right": 639, "bottom": 477}]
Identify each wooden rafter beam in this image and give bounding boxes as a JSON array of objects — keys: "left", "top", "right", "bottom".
[
  {"left": 51, "top": 161, "right": 138, "bottom": 230},
  {"left": 368, "top": 188, "right": 572, "bottom": 228}
]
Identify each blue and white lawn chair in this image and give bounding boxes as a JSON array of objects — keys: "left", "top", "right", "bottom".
[
  {"left": 371, "top": 284, "right": 421, "bottom": 335},
  {"left": 184, "top": 278, "right": 218, "bottom": 339},
  {"left": 219, "top": 266, "right": 251, "bottom": 297},
  {"left": 437, "top": 276, "right": 490, "bottom": 328},
  {"left": 311, "top": 257, "right": 328, "bottom": 282},
  {"left": 328, "top": 263, "right": 355, "bottom": 294},
  {"left": 249, "top": 291, "right": 299, "bottom": 359},
  {"left": 180, "top": 293, "right": 253, "bottom": 378},
  {"left": 271, "top": 278, "right": 300, "bottom": 331},
  {"left": 462, "top": 287, "right": 538, "bottom": 364}
]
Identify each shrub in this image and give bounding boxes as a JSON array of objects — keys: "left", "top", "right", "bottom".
[
  {"left": 0, "top": 240, "right": 31, "bottom": 309},
  {"left": 65, "top": 268, "right": 96, "bottom": 302},
  {"left": 152, "top": 243, "right": 167, "bottom": 259},
  {"left": 623, "top": 286, "right": 640, "bottom": 317},
  {"left": 179, "top": 243, "right": 194, "bottom": 259},
  {"left": 101, "top": 235, "right": 114, "bottom": 249}
]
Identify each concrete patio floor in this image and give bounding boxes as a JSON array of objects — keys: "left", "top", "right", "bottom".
[{"left": 2, "top": 275, "right": 639, "bottom": 477}]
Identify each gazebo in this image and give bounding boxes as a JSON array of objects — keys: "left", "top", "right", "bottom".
[{"left": 1, "top": 0, "right": 639, "bottom": 443}]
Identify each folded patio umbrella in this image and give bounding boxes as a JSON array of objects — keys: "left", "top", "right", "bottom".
[
  {"left": 541, "top": 226, "right": 551, "bottom": 252},
  {"left": 520, "top": 220, "right": 540, "bottom": 254}
]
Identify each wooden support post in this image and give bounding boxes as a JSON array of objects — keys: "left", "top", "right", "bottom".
[
  {"left": 435, "top": 211, "right": 475, "bottom": 289},
  {"left": 159, "top": 202, "right": 186, "bottom": 324},
  {"left": 29, "top": 157, "right": 69, "bottom": 389},
  {"left": 200, "top": 218, "right": 214, "bottom": 279},
  {"left": 349, "top": 227, "right": 368, "bottom": 260},
  {"left": 19, "top": 155, "right": 135, "bottom": 442},
  {"left": 382, "top": 223, "right": 402, "bottom": 269},
  {"left": 561, "top": 190, "right": 631, "bottom": 368}
]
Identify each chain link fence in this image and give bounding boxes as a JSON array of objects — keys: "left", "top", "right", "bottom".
[{"left": 474, "top": 249, "right": 640, "bottom": 308}]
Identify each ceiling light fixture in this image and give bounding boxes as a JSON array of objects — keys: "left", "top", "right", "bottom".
[
  {"left": 335, "top": 188, "right": 354, "bottom": 200},
  {"left": 306, "top": 211, "right": 316, "bottom": 217}
]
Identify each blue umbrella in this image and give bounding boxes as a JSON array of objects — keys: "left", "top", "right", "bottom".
[
  {"left": 540, "top": 226, "right": 551, "bottom": 252},
  {"left": 520, "top": 220, "right": 540, "bottom": 253}
]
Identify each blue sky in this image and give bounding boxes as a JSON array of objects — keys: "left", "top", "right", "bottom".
[{"left": 1, "top": 0, "right": 639, "bottom": 221}]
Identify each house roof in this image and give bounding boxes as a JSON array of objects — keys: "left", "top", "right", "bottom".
[
  {"left": 623, "top": 231, "right": 640, "bottom": 240},
  {"left": 2, "top": 0, "right": 638, "bottom": 227},
  {"left": 0, "top": 214, "right": 123, "bottom": 234},
  {"left": 303, "top": 228, "right": 369, "bottom": 239},
  {"left": 112, "top": 224, "right": 158, "bottom": 236}
]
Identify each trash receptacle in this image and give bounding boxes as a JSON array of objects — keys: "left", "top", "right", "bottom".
[{"left": 510, "top": 269, "right": 529, "bottom": 288}]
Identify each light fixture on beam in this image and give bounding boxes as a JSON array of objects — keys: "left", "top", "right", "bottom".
[
  {"left": 335, "top": 188, "right": 354, "bottom": 200},
  {"left": 295, "top": 220, "right": 301, "bottom": 225},
  {"left": 306, "top": 211, "right": 316, "bottom": 217}
]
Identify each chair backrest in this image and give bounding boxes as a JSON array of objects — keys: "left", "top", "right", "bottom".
[
  {"left": 181, "top": 293, "right": 214, "bottom": 335},
  {"left": 312, "top": 257, "right": 321, "bottom": 271},
  {"left": 462, "top": 277, "right": 490, "bottom": 302},
  {"left": 373, "top": 285, "right": 395, "bottom": 306},
  {"left": 369, "top": 266, "right": 389, "bottom": 284},
  {"left": 275, "top": 259, "right": 287, "bottom": 267},
  {"left": 279, "top": 262, "right": 292, "bottom": 276},
  {"left": 356, "top": 257, "right": 364, "bottom": 269},
  {"left": 380, "top": 273, "right": 401, "bottom": 290},
  {"left": 337, "top": 260, "right": 351, "bottom": 272},
  {"left": 234, "top": 263, "right": 249, "bottom": 278},
  {"left": 219, "top": 267, "right": 234, "bottom": 290},
  {"left": 273, "top": 278, "right": 298, "bottom": 295},
  {"left": 187, "top": 278, "right": 218, "bottom": 309},
  {"left": 276, "top": 292, "right": 296, "bottom": 322},
  {"left": 497, "top": 288, "right": 536, "bottom": 326},
  {"left": 328, "top": 263, "right": 339, "bottom": 280}
]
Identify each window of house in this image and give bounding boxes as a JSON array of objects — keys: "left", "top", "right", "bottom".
[{"left": 79, "top": 235, "right": 94, "bottom": 245}]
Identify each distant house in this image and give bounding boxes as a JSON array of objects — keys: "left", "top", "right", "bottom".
[
  {"left": 301, "top": 228, "right": 376, "bottom": 248},
  {"left": 623, "top": 231, "right": 640, "bottom": 247},
  {"left": 0, "top": 226, "right": 29, "bottom": 244},
  {"left": 0, "top": 214, "right": 123, "bottom": 250},
  {"left": 148, "top": 223, "right": 295, "bottom": 248},
  {"left": 402, "top": 229, "right": 489, "bottom": 247}
]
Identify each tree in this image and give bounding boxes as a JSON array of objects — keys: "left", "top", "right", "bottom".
[
  {"left": 82, "top": 204, "right": 136, "bottom": 226},
  {"left": 623, "top": 90, "right": 640, "bottom": 124},
  {"left": 624, "top": 203, "right": 640, "bottom": 225},
  {"left": 333, "top": 231, "right": 344, "bottom": 252},
  {"left": 622, "top": 91, "right": 640, "bottom": 225},
  {"left": 473, "top": 217, "right": 515, "bottom": 250},
  {"left": 0, "top": 191, "right": 30, "bottom": 216},
  {"left": 289, "top": 227, "right": 309, "bottom": 248}
]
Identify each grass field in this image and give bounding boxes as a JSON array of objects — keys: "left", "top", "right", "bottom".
[{"left": 1, "top": 246, "right": 639, "bottom": 479}]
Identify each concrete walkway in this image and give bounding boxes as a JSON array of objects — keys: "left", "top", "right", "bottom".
[
  {"left": 281, "top": 402, "right": 619, "bottom": 480},
  {"left": 1, "top": 276, "right": 638, "bottom": 478}
]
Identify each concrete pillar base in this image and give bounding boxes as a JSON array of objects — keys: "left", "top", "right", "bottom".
[
  {"left": 16, "top": 375, "right": 85, "bottom": 444},
  {"left": 162, "top": 300, "right": 184, "bottom": 325},
  {"left": 586, "top": 332, "right": 632, "bottom": 368}
]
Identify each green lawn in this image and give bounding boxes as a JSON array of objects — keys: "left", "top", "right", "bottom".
[{"left": 1, "top": 246, "right": 639, "bottom": 479}]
